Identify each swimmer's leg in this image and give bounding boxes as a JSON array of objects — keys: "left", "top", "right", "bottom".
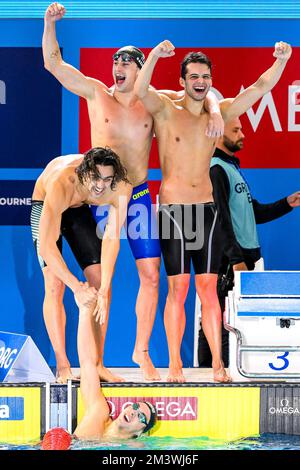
[
  {"left": 132, "top": 257, "right": 161, "bottom": 381},
  {"left": 195, "top": 273, "right": 231, "bottom": 383},
  {"left": 42, "top": 267, "right": 77, "bottom": 384},
  {"left": 164, "top": 274, "right": 190, "bottom": 383}
]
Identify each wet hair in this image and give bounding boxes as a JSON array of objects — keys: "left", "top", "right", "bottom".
[
  {"left": 180, "top": 52, "right": 212, "bottom": 79},
  {"left": 142, "top": 402, "right": 157, "bottom": 434},
  {"left": 76, "top": 147, "right": 129, "bottom": 190}
]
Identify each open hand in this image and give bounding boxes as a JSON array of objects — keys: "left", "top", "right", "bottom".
[
  {"left": 93, "top": 291, "right": 109, "bottom": 325},
  {"left": 206, "top": 112, "right": 224, "bottom": 138}
]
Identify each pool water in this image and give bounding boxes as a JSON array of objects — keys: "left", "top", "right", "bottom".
[{"left": 1, "top": 434, "right": 300, "bottom": 450}]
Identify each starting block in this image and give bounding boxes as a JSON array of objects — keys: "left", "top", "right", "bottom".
[{"left": 225, "top": 271, "right": 300, "bottom": 381}]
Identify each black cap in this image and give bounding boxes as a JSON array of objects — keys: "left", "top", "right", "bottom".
[
  {"left": 142, "top": 401, "right": 157, "bottom": 433},
  {"left": 114, "top": 45, "right": 145, "bottom": 69}
]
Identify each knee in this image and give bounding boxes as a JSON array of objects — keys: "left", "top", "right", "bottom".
[
  {"left": 198, "top": 280, "right": 219, "bottom": 308},
  {"left": 84, "top": 264, "right": 101, "bottom": 290},
  {"left": 168, "top": 281, "right": 189, "bottom": 304},
  {"left": 44, "top": 272, "right": 65, "bottom": 297},
  {"left": 139, "top": 266, "right": 160, "bottom": 290}
]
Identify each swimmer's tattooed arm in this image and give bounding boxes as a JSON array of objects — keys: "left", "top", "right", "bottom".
[
  {"left": 50, "top": 48, "right": 60, "bottom": 59},
  {"left": 43, "top": 2, "right": 97, "bottom": 99},
  {"left": 221, "top": 41, "right": 292, "bottom": 123}
]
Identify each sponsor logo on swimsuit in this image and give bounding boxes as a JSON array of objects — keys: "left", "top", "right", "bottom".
[
  {"left": 132, "top": 188, "right": 150, "bottom": 200},
  {"left": 0, "top": 398, "right": 24, "bottom": 420},
  {"left": 107, "top": 397, "right": 198, "bottom": 420},
  {"left": 0, "top": 198, "right": 31, "bottom": 206},
  {"left": 269, "top": 398, "right": 300, "bottom": 415},
  {"left": 0, "top": 80, "right": 6, "bottom": 104}
]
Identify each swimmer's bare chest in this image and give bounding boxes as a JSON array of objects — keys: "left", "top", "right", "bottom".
[
  {"left": 155, "top": 107, "right": 216, "bottom": 203},
  {"left": 157, "top": 108, "right": 216, "bottom": 176},
  {"left": 88, "top": 92, "right": 153, "bottom": 153}
]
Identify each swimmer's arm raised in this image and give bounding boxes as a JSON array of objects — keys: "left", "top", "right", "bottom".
[
  {"left": 134, "top": 40, "right": 175, "bottom": 115},
  {"left": 43, "top": 3, "right": 102, "bottom": 99},
  {"left": 74, "top": 307, "right": 109, "bottom": 439},
  {"left": 93, "top": 184, "right": 132, "bottom": 324},
  {"left": 222, "top": 41, "right": 292, "bottom": 122},
  {"left": 39, "top": 182, "right": 81, "bottom": 293}
]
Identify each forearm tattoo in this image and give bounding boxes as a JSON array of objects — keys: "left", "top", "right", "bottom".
[{"left": 50, "top": 49, "right": 59, "bottom": 59}]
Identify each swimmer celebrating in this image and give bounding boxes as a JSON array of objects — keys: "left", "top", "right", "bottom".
[
  {"left": 42, "top": 2, "right": 224, "bottom": 381},
  {"left": 31, "top": 147, "right": 131, "bottom": 382},
  {"left": 134, "top": 39, "right": 292, "bottom": 383}
]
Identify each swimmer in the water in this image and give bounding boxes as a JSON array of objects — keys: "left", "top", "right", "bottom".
[{"left": 73, "top": 298, "right": 157, "bottom": 441}]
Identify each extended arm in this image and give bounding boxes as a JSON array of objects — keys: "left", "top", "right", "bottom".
[
  {"left": 222, "top": 41, "right": 292, "bottom": 122},
  {"left": 39, "top": 181, "right": 81, "bottom": 292},
  {"left": 43, "top": 3, "right": 100, "bottom": 98},
  {"left": 253, "top": 194, "right": 295, "bottom": 224},
  {"left": 74, "top": 305, "right": 110, "bottom": 440},
  {"left": 39, "top": 181, "right": 96, "bottom": 306},
  {"left": 93, "top": 184, "right": 132, "bottom": 324}
]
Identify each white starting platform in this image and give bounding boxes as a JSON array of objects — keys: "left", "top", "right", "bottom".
[{"left": 225, "top": 271, "right": 300, "bottom": 382}]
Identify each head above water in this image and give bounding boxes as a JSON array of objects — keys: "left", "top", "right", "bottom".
[
  {"left": 76, "top": 147, "right": 129, "bottom": 194},
  {"left": 112, "top": 401, "right": 157, "bottom": 439},
  {"left": 113, "top": 46, "right": 145, "bottom": 69}
]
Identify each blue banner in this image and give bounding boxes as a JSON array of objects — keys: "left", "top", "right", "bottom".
[
  {"left": 0, "top": 180, "right": 34, "bottom": 225},
  {"left": 0, "top": 47, "right": 61, "bottom": 168}
]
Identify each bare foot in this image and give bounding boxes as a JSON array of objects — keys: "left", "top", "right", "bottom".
[
  {"left": 97, "top": 365, "right": 125, "bottom": 383},
  {"left": 132, "top": 350, "right": 161, "bottom": 382},
  {"left": 56, "top": 367, "right": 80, "bottom": 384},
  {"left": 213, "top": 366, "right": 232, "bottom": 383},
  {"left": 167, "top": 367, "right": 186, "bottom": 383}
]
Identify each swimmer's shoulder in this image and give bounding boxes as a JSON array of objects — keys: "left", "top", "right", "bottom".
[{"left": 85, "top": 77, "right": 110, "bottom": 98}]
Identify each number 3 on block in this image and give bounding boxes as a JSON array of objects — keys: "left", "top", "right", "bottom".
[{"left": 269, "top": 351, "right": 289, "bottom": 371}]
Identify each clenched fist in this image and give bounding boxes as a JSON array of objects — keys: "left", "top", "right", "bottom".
[
  {"left": 44, "top": 2, "right": 66, "bottom": 23},
  {"left": 152, "top": 40, "right": 175, "bottom": 59},
  {"left": 273, "top": 41, "right": 292, "bottom": 61}
]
